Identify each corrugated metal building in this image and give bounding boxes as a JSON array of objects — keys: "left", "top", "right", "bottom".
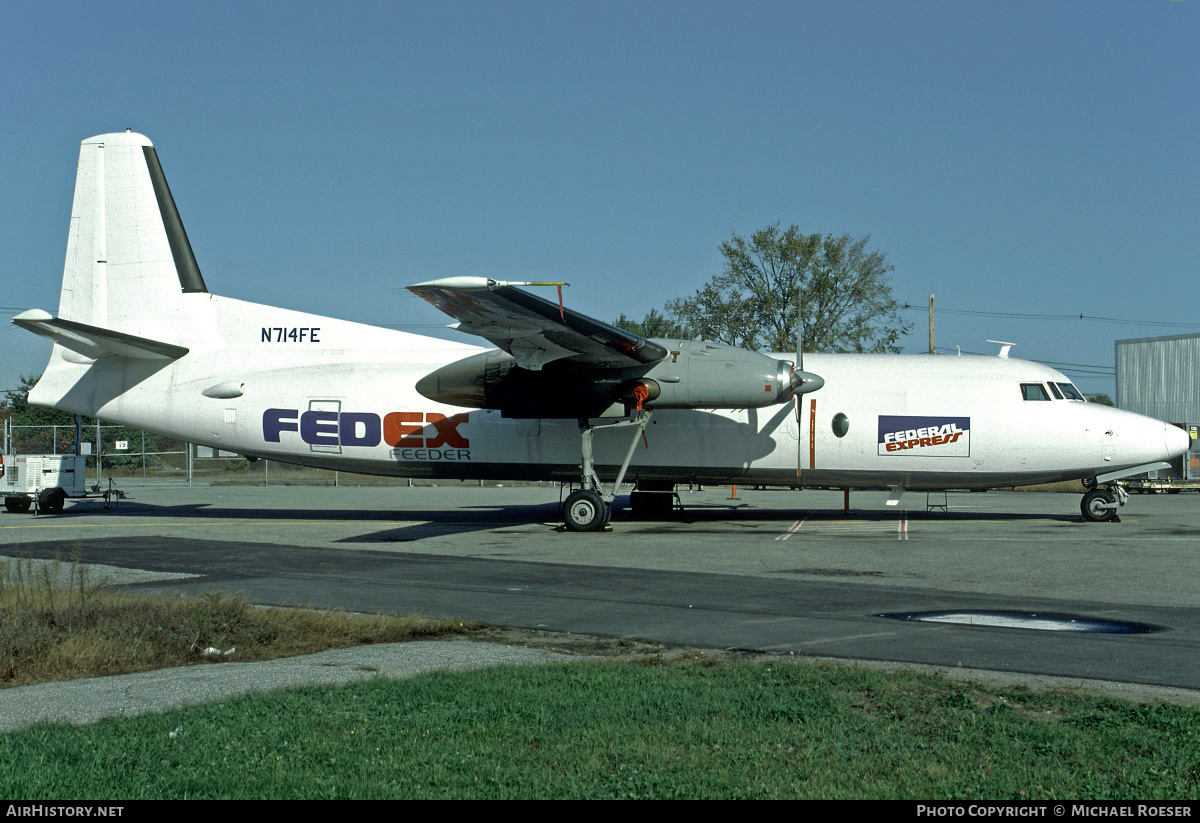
[
  {"left": 1115, "top": 334, "right": 1200, "bottom": 484},
  {"left": 1114, "top": 333, "right": 1200, "bottom": 423}
]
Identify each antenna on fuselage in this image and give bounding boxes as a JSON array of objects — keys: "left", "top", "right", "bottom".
[{"left": 986, "top": 340, "right": 1016, "bottom": 358}]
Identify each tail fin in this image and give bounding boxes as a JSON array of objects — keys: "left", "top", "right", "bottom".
[{"left": 55, "top": 130, "right": 207, "bottom": 339}]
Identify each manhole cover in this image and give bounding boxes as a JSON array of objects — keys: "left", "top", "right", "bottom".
[{"left": 878, "top": 610, "right": 1163, "bottom": 634}]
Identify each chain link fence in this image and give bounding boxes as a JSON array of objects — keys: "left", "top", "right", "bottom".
[
  {"left": 5, "top": 422, "right": 188, "bottom": 485},
  {"left": 3, "top": 422, "right": 435, "bottom": 486}
]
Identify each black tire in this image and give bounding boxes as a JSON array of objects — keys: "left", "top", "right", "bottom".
[
  {"left": 4, "top": 497, "right": 31, "bottom": 513},
  {"left": 1081, "top": 488, "right": 1116, "bottom": 522},
  {"left": 38, "top": 488, "right": 66, "bottom": 514},
  {"left": 562, "top": 489, "right": 608, "bottom": 532}
]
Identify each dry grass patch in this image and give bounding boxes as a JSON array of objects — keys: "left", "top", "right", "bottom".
[{"left": 0, "top": 555, "right": 471, "bottom": 688}]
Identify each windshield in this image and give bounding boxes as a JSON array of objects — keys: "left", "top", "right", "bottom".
[
  {"left": 1021, "top": 383, "right": 1051, "bottom": 401},
  {"left": 1056, "top": 382, "right": 1085, "bottom": 401}
]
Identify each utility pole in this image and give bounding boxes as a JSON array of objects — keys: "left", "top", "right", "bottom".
[{"left": 928, "top": 294, "right": 935, "bottom": 354}]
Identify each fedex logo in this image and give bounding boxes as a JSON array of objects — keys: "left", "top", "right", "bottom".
[
  {"left": 263, "top": 409, "right": 470, "bottom": 459},
  {"left": 878, "top": 415, "right": 970, "bottom": 457}
]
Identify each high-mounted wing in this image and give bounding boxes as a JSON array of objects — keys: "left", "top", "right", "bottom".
[
  {"left": 408, "top": 277, "right": 668, "bottom": 371},
  {"left": 409, "top": 277, "right": 802, "bottom": 419}
]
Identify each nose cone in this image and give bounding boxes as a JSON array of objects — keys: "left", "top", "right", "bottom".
[{"left": 1166, "top": 423, "right": 1191, "bottom": 459}]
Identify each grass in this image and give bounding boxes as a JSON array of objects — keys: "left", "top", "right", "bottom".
[
  {"left": 3, "top": 659, "right": 1200, "bottom": 799},
  {"left": 3, "top": 554, "right": 1200, "bottom": 799},
  {"left": 0, "top": 554, "right": 469, "bottom": 688}
]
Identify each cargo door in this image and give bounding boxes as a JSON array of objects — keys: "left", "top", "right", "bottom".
[{"left": 308, "top": 400, "right": 342, "bottom": 454}]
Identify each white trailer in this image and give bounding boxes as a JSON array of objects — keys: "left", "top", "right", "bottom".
[{"left": 1, "top": 453, "right": 87, "bottom": 513}]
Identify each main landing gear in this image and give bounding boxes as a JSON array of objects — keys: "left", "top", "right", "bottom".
[
  {"left": 1080, "top": 481, "right": 1127, "bottom": 523},
  {"left": 560, "top": 411, "right": 653, "bottom": 532}
]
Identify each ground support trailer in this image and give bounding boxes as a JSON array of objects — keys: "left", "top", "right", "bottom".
[{"left": 1, "top": 454, "right": 87, "bottom": 513}]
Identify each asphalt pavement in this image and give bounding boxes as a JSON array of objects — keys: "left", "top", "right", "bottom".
[{"left": 4, "top": 481, "right": 1200, "bottom": 729}]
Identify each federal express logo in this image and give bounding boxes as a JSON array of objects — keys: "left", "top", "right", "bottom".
[
  {"left": 878, "top": 415, "right": 970, "bottom": 457},
  {"left": 263, "top": 409, "right": 471, "bottom": 461}
]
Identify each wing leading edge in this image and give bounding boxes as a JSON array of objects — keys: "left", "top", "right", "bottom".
[
  {"left": 408, "top": 277, "right": 668, "bottom": 371},
  {"left": 408, "top": 277, "right": 800, "bottom": 419}
]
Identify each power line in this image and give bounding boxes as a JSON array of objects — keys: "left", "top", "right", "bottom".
[
  {"left": 904, "top": 303, "right": 1200, "bottom": 330},
  {"left": 931, "top": 347, "right": 1114, "bottom": 376}
]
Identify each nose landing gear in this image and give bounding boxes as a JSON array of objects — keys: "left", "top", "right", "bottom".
[
  {"left": 1080, "top": 461, "right": 1175, "bottom": 523},
  {"left": 1081, "top": 482, "right": 1127, "bottom": 523}
]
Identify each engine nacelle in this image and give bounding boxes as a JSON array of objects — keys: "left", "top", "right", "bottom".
[
  {"left": 414, "top": 339, "right": 801, "bottom": 418},
  {"left": 634, "top": 340, "right": 796, "bottom": 408}
]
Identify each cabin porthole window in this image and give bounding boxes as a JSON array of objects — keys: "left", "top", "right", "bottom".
[{"left": 832, "top": 413, "right": 849, "bottom": 438}]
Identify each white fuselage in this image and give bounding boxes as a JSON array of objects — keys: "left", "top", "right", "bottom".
[
  {"left": 29, "top": 293, "right": 1186, "bottom": 491},
  {"left": 22, "top": 131, "right": 1189, "bottom": 497}
]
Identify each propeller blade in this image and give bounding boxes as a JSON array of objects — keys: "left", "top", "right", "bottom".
[
  {"left": 796, "top": 287, "right": 804, "bottom": 373},
  {"left": 792, "top": 287, "right": 821, "bottom": 417}
]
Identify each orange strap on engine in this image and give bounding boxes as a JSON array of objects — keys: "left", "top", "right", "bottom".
[
  {"left": 632, "top": 384, "right": 650, "bottom": 411},
  {"left": 557, "top": 285, "right": 565, "bottom": 322},
  {"left": 632, "top": 384, "right": 651, "bottom": 448}
]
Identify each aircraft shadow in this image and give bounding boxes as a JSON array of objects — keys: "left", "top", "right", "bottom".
[
  {"left": 53, "top": 495, "right": 1083, "bottom": 545},
  {"left": 55, "top": 496, "right": 562, "bottom": 541},
  {"left": 342, "top": 501, "right": 1083, "bottom": 542}
]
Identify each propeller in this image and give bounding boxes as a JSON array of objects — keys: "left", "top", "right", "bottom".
[
  {"left": 791, "top": 287, "right": 823, "bottom": 425},
  {"left": 792, "top": 284, "right": 825, "bottom": 477}
]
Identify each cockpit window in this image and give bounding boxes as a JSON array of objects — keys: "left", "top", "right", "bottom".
[
  {"left": 1047, "top": 382, "right": 1064, "bottom": 400},
  {"left": 1056, "top": 382, "right": 1085, "bottom": 401},
  {"left": 1021, "top": 383, "right": 1051, "bottom": 401}
]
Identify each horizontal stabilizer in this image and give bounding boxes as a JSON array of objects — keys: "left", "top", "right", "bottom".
[{"left": 13, "top": 309, "right": 189, "bottom": 361}]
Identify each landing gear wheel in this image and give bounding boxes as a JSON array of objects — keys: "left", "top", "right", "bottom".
[
  {"left": 5, "top": 497, "right": 31, "bottom": 513},
  {"left": 562, "top": 489, "right": 609, "bottom": 532},
  {"left": 1081, "top": 488, "right": 1117, "bottom": 523}
]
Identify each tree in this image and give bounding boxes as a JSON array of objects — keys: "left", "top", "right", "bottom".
[
  {"left": 1086, "top": 393, "right": 1114, "bottom": 407},
  {"left": 3, "top": 375, "right": 88, "bottom": 454},
  {"left": 2, "top": 375, "right": 180, "bottom": 466},
  {"left": 611, "top": 308, "right": 693, "bottom": 340},
  {"left": 3, "top": 375, "right": 78, "bottom": 427},
  {"left": 664, "top": 224, "right": 910, "bottom": 353}
]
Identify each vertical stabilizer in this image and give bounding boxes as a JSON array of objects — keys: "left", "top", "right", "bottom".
[{"left": 57, "top": 131, "right": 208, "bottom": 340}]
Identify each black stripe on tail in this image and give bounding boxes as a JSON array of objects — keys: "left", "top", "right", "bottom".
[{"left": 142, "top": 146, "right": 208, "bottom": 294}]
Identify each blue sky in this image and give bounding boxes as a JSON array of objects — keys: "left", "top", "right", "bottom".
[{"left": 2, "top": 0, "right": 1196, "bottom": 398}]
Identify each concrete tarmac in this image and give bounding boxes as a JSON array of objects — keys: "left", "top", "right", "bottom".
[{"left": 4, "top": 481, "right": 1200, "bottom": 726}]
